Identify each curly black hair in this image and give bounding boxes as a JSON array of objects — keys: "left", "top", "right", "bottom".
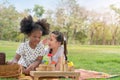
[{"left": 20, "top": 15, "right": 50, "bottom": 36}]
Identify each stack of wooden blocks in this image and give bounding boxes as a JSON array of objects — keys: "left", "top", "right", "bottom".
[{"left": 36, "top": 64, "right": 55, "bottom": 71}]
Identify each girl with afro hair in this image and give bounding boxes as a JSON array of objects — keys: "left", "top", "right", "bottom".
[{"left": 8, "top": 15, "right": 50, "bottom": 75}]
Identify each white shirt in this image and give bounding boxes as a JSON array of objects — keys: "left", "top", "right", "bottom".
[
  {"left": 45, "top": 46, "right": 64, "bottom": 63},
  {"left": 16, "top": 41, "right": 45, "bottom": 67}
]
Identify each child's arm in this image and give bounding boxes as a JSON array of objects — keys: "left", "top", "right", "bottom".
[
  {"left": 12, "top": 54, "right": 21, "bottom": 63},
  {"left": 55, "top": 57, "right": 61, "bottom": 70},
  {"left": 7, "top": 54, "right": 21, "bottom": 64},
  {"left": 55, "top": 56, "right": 63, "bottom": 71},
  {"left": 26, "top": 56, "right": 43, "bottom": 72}
]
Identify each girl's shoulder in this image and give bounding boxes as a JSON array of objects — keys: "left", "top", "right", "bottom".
[
  {"left": 18, "top": 41, "right": 29, "bottom": 48},
  {"left": 59, "top": 45, "right": 64, "bottom": 52},
  {"left": 55, "top": 46, "right": 64, "bottom": 56}
]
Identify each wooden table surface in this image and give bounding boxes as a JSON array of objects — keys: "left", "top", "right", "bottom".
[{"left": 30, "top": 71, "right": 80, "bottom": 80}]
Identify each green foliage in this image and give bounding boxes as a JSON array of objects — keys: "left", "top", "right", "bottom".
[
  {"left": 110, "top": 5, "right": 120, "bottom": 14},
  {"left": 1, "top": 0, "right": 120, "bottom": 45},
  {"left": 33, "top": 4, "right": 45, "bottom": 17},
  {"left": 16, "top": 33, "right": 25, "bottom": 42},
  {"left": 0, "top": 3, "right": 20, "bottom": 41},
  {"left": 0, "top": 3, "right": 45, "bottom": 41},
  {"left": 75, "top": 31, "right": 87, "bottom": 44}
]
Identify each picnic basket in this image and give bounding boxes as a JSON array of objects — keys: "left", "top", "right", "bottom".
[{"left": 0, "top": 64, "right": 22, "bottom": 78}]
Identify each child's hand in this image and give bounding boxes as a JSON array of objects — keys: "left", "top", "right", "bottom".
[
  {"left": 24, "top": 69, "right": 30, "bottom": 75},
  {"left": 24, "top": 64, "right": 35, "bottom": 75},
  {"left": 42, "top": 38, "right": 48, "bottom": 45},
  {"left": 27, "top": 64, "right": 36, "bottom": 71},
  {"left": 6, "top": 60, "right": 17, "bottom": 64}
]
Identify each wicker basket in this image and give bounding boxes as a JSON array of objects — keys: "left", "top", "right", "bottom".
[
  {"left": 0, "top": 64, "right": 22, "bottom": 78},
  {"left": 0, "top": 52, "right": 5, "bottom": 65}
]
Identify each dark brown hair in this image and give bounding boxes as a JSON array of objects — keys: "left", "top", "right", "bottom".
[
  {"left": 20, "top": 15, "right": 50, "bottom": 36},
  {"left": 49, "top": 31, "right": 68, "bottom": 61}
]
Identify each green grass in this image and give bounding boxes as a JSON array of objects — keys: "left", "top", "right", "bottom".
[
  {"left": 68, "top": 45, "right": 120, "bottom": 74},
  {"left": 0, "top": 40, "right": 20, "bottom": 60},
  {"left": 0, "top": 40, "right": 120, "bottom": 80}
]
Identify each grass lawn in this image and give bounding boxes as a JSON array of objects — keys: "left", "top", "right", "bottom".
[{"left": 0, "top": 40, "right": 120, "bottom": 80}]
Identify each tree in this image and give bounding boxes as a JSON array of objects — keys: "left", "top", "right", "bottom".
[
  {"left": 49, "top": 0, "right": 88, "bottom": 43},
  {"left": 110, "top": 5, "right": 120, "bottom": 45},
  {"left": 0, "top": 3, "right": 20, "bottom": 41},
  {"left": 33, "top": 4, "right": 45, "bottom": 18}
]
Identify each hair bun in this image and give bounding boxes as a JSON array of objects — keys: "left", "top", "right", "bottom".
[
  {"left": 36, "top": 19, "right": 50, "bottom": 36},
  {"left": 20, "top": 15, "right": 33, "bottom": 34}
]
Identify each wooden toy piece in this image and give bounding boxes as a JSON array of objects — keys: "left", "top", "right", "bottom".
[
  {"left": 47, "top": 64, "right": 55, "bottom": 71},
  {"left": 68, "top": 66, "right": 75, "bottom": 71},
  {"left": 36, "top": 64, "right": 47, "bottom": 71},
  {"left": 36, "top": 64, "right": 56, "bottom": 71},
  {"left": 63, "top": 62, "right": 68, "bottom": 71}
]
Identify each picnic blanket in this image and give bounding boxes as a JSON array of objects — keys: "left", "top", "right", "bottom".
[
  {"left": 75, "top": 69, "right": 118, "bottom": 80},
  {"left": 18, "top": 69, "right": 119, "bottom": 80}
]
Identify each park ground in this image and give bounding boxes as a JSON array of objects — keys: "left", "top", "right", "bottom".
[{"left": 0, "top": 40, "right": 120, "bottom": 80}]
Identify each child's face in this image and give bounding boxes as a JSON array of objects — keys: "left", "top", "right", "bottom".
[
  {"left": 29, "top": 30, "right": 42, "bottom": 46},
  {"left": 48, "top": 33, "right": 60, "bottom": 49}
]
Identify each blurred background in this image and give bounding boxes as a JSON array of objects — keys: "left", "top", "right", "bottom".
[{"left": 0, "top": 0, "right": 120, "bottom": 45}]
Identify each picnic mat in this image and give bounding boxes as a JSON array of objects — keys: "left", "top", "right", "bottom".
[
  {"left": 75, "top": 69, "right": 119, "bottom": 80},
  {"left": 19, "top": 74, "right": 33, "bottom": 80}
]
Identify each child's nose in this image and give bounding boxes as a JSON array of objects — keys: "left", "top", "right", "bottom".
[{"left": 36, "top": 37, "right": 40, "bottom": 41}]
